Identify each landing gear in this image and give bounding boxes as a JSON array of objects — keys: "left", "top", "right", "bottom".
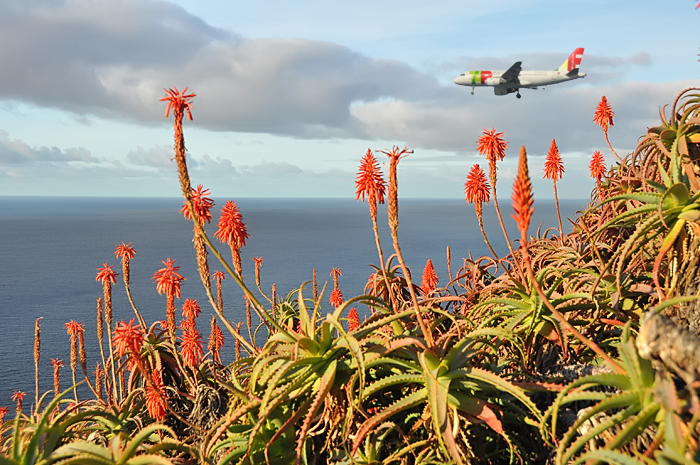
[
  {"left": 516, "top": 92, "right": 521, "bottom": 99},
  {"left": 471, "top": 86, "right": 475, "bottom": 95}
]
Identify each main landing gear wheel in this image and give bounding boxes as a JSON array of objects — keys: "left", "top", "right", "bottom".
[{"left": 516, "top": 92, "right": 521, "bottom": 99}]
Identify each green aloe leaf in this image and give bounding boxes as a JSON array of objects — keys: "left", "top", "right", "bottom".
[
  {"left": 351, "top": 388, "right": 428, "bottom": 457},
  {"left": 571, "top": 450, "right": 650, "bottom": 465}
]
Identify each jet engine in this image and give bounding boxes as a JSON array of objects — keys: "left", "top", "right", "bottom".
[{"left": 494, "top": 87, "right": 517, "bottom": 96}]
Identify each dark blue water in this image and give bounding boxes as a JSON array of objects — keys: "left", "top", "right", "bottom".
[{"left": 0, "top": 196, "right": 586, "bottom": 410}]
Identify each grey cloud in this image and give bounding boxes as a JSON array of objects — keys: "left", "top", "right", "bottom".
[
  {"left": 241, "top": 161, "right": 304, "bottom": 176},
  {"left": 352, "top": 80, "right": 694, "bottom": 157},
  {"left": 0, "top": 129, "right": 98, "bottom": 164},
  {"left": 126, "top": 145, "right": 174, "bottom": 168}
]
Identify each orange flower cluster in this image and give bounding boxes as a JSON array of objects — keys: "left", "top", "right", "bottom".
[
  {"left": 347, "top": 308, "right": 360, "bottom": 332},
  {"left": 11, "top": 391, "right": 26, "bottom": 412},
  {"left": 95, "top": 264, "right": 117, "bottom": 285},
  {"left": 153, "top": 258, "right": 185, "bottom": 298},
  {"left": 146, "top": 368, "right": 167, "bottom": 421},
  {"left": 464, "top": 164, "right": 490, "bottom": 218},
  {"left": 180, "top": 326, "right": 203, "bottom": 368},
  {"left": 215, "top": 200, "right": 250, "bottom": 276},
  {"left": 420, "top": 259, "right": 438, "bottom": 295},
  {"left": 593, "top": 96, "right": 614, "bottom": 133},
  {"left": 181, "top": 185, "right": 214, "bottom": 225},
  {"left": 181, "top": 299, "right": 201, "bottom": 323},
  {"left": 215, "top": 200, "right": 249, "bottom": 248},
  {"left": 114, "top": 242, "right": 135, "bottom": 261},
  {"left": 330, "top": 288, "right": 344, "bottom": 309},
  {"left": 589, "top": 151, "right": 606, "bottom": 181},
  {"left": 511, "top": 146, "right": 534, "bottom": 239},
  {"left": 477, "top": 128, "right": 508, "bottom": 165},
  {"left": 160, "top": 87, "right": 195, "bottom": 121},
  {"left": 543, "top": 139, "right": 564, "bottom": 181},
  {"left": 355, "top": 149, "right": 386, "bottom": 220},
  {"left": 113, "top": 319, "right": 144, "bottom": 358}
]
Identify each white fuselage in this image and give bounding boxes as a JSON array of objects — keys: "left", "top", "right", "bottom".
[{"left": 453, "top": 69, "right": 586, "bottom": 94}]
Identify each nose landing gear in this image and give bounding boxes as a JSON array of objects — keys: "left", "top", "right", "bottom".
[
  {"left": 516, "top": 91, "right": 521, "bottom": 99},
  {"left": 471, "top": 85, "right": 475, "bottom": 95}
]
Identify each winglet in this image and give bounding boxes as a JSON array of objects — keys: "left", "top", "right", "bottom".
[{"left": 557, "top": 48, "right": 584, "bottom": 73}]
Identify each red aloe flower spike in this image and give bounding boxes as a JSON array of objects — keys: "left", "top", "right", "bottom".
[
  {"left": 356, "top": 149, "right": 387, "bottom": 219},
  {"left": 96, "top": 264, "right": 118, "bottom": 329},
  {"left": 50, "top": 358, "right": 64, "bottom": 398},
  {"left": 464, "top": 164, "right": 491, "bottom": 218},
  {"left": 112, "top": 319, "right": 145, "bottom": 358},
  {"left": 589, "top": 150, "right": 606, "bottom": 196},
  {"left": 96, "top": 264, "right": 118, "bottom": 286},
  {"left": 593, "top": 96, "right": 614, "bottom": 133},
  {"left": 0, "top": 406, "right": 8, "bottom": 423},
  {"left": 209, "top": 315, "right": 224, "bottom": 364},
  {"left": 347, "top": 308, "right": 360, "bottom": 332},
  {"left": 212, "top": 271, "right": 225, "bottom": 312},
  {"left": 544, "top": 139, "right": 565, "bottom": 238},
  {"left": 94, "top": 362, "right": 104, "bottom": 402},
  {"left": 115, "top": 242, "right": 135, "bottom": 261},
  {"left": 330, "top": 267, "right": 342, "bottom": 289},
  {"left": 11, "top": 391, "right": 26, "bottom": 412},
  {"left": 252, "top": 257, "right": 264, "bottom": 289},
  {"left": 182, "top": 299, "right": 201, "bottom": 322},
  {"left": 180, "top": 326, "right": 204, "bottom": 368},
  {"left": 356, "top": 149, "right": 394, "bottom": 309},
  {"left": 146, "top": 368, "right": 167, "bottom": 421},
  {"left": 420, "top": 259, "right": 439, "bottom": 295},
  {"left": 181, "top": 185, "right": 214, "bottom": 225},
  {"left": 329, "top": 288, "right": 344, "bottom": 309},
  {"left": 153, "top": 258, "right": 185, "bottom": 299},
  {"left": 215, "top": 200, "right": 250, "bottom": 278},
  {"left": 465, "top": 164, "right": 500, "bottom": 266},
  {"left": 593, "top": 96, "right": 620, "bottom": 162},
  {"left": 511, "top": 146, "right": 535, "bottom": 241},
  {"left": 160, "top": 87, "right": 196, "bottom": 121},
  {"left": 477, "top": 128, "right": 508, "bottom": 165},
  {"left": 543, "top": 139, "right": 564, "bottom": 182},
  {"left": 476, "top": 128, "right": 522, "bottom": 279}
]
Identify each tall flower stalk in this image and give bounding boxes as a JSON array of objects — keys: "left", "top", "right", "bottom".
[
  {"left": 212, "top": 270, "right": 225, "bottom": 313},
  {"left": 543, "top": 139, "right": 565, "bottom": 238},
  {"left": 160, "top": 88, "right": 277, "bottom": 355},
  {"left": 34, "top": 317, "right": 41, "bottom": 410},
  {"left": 380, "top": 146, "right": 432, "bottom": 347},
  {"left": 50, "top": 358, "right": 64, "bottom": 399},
  {"left": 181, "top": 185, "right": 214, "bottom": 293},
  {"left": 115, "top": 243, "right": 144, "bottom": 328},
  {"left": 329, "top": 268, "right": 343, "bottom": 309},
  {"left": 65, "top": 321, "right": 84, "bottom": 402},
  {"left": 465, "top": 164, "right": 500, "bottom": 265},
  {"left": 512, "top": 146, "right": 622, "bottom": 373},
  {"left": 355, "top": 149, "right": 395, "bottom": 308},
  {"left": 153, "top": 258, "right": 185, "bottom": 341},
  {"left": 96, "top": 264, "right": 118, "bottom": 400},
  {"left": 477, "top": 128, "right": 523, "bottom": 279},
  {"left": 593, "top": 96, "right": 619, "bottom": 162}
]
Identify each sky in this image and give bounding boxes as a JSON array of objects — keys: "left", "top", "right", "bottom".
[{"left": 0, "top": 0, "right": 698, "bottom": 199}]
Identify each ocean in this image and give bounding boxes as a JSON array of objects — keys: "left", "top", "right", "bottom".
[{"left": 0, "top": 196, "right": 586, "bottom": 410}]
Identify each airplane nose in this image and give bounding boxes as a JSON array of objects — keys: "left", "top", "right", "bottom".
[{"left": 453, "top": 76, "right": 464, "bottom": 85}]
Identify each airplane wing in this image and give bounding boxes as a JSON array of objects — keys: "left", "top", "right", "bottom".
[{"left": 501, "top": 61, "right": 522, "bottom": 83}]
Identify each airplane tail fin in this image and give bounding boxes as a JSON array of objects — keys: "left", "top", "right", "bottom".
[{"left": 557, "top": 48, "right": 584, "bottom": 74}]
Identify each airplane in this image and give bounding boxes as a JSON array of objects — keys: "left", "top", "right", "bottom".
[{"left": 453, "top": 48, "right": 585, "bottom": 98}]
